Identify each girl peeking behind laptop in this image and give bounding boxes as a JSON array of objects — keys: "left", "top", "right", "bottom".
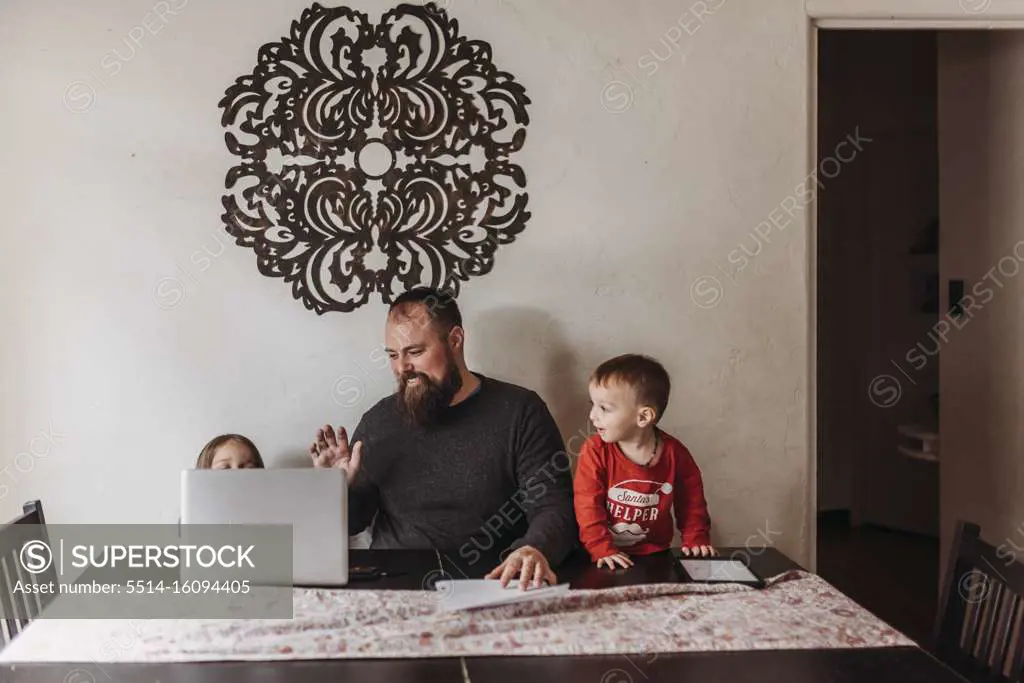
[{"left": 195, "top": 434, "right": 265, "bottom": 470}]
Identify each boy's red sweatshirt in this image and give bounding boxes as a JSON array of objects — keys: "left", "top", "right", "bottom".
[{"left": 573, "top": 432, "right": 711, "bottom": 560}]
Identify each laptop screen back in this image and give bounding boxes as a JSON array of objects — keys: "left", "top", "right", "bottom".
[{"left": 180, "top": 468, "right": 347, "bottom": 586}]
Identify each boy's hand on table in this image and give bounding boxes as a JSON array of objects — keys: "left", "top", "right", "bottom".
[
  {"left": 680, "top": 544, "right": 717, "bottom": 557},
  {"left": 486, "top": 545, "right": 556, "bottom": 591},
  {"left": 596, "top": 552, "right": 633, "bottom": 570}
]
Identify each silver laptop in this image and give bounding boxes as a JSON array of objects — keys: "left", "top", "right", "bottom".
[{"left": 180, "top": 468, "right": 348, "bottom": 587}]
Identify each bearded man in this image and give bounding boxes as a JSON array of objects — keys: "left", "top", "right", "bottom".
[{"left": 310, "top": 287, "right": 577, "bottom": 588}]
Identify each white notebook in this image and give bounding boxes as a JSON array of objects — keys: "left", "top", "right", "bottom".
[{"left": 433, "top": 579, "right": 571, "bottom": 612}]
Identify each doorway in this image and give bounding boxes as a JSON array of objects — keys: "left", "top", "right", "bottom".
[
  {"left": 815, "top": 29, "right": 940, "bottom": 645},
  {"left": 810, "top": 3, "right": 1024, "bottom": 649},
  {"left": 815, "top": 21, "right": 1024, "bottom": 647}
]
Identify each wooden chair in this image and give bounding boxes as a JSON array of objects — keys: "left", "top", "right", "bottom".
[
  {"left": 0, "top": 500, "right": 58, "bottom": 649},
  {"left": 934, "top": 520, "right": 1024, "bottom": 682}
]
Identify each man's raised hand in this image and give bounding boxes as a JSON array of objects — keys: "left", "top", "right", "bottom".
[{"left": 310, "top": 425, "right": 363, "bottom": 482}]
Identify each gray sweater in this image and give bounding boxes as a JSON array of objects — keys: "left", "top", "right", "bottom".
[{"left": 349, "top": 373, "right": 577, "bottom": 566}]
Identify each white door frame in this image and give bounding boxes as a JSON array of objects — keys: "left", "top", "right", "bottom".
[
  {"left": 804, "top": 0, "right": 1024, "bottom": 570},
  {"left": 807, "top": 0, "right": 1024, "bottom": 27}
]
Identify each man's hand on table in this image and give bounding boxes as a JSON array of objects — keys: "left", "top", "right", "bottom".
[
  {"left": 310, "top": 424, "right": 363, "bottom": 482},
  {"left": 485, "top": 545, "right": 556, "bottom": 591},
  {"left": 680, "top": 544, "right": 717, "bottom": 557}
]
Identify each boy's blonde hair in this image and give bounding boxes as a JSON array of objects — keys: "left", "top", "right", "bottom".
[
  {"left": 590, "top": 354, "right": 671, "bottom": 424},
  {"left": 195, "top": 434, "right": 265, "bottom": 469}
]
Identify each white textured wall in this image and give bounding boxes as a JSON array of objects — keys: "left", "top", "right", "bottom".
[
  {"left": 0, "top": 0, "right": 812, "bottom": 565},
  {"left": 938, "top": 31, "right": 1024, "bottom": 567}
]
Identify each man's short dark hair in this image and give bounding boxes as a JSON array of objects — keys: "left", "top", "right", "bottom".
[
  {"left": 388, "top": 286, "right": 462, "bottom": 337},
  {"left": 590, "top": 354, "right": 671, "bottom": 424}
]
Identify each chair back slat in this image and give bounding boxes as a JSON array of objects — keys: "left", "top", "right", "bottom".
[
  {"left": 964, "top": 584, "right": 989, "bottom": 659},
  {"left": 0, "top": 500, "right": 55, "bottom": 650},
  {"left": 1011, "top": 606, "right": 1024, "bottom": 682},
  {"left": 934, "top": 520, "right": 1024, "bottom": 682},
  {"left": 0, "top": 555, "right": 19, "bottom": 644},
  {"left": 987, "top": 587, "right": 1016, "bottom": 673},
  {"left": 935, "top": 521, "right": 977, "bottom": 656},
  {"left": 976, "top": 581, "right": 1005, "bottom": 667}
]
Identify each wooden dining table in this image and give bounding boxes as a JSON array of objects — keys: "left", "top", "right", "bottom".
[{"left": 1, "top": 546, "right": 967, "bottom": 683}]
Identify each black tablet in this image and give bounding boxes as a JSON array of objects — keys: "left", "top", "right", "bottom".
[{"left": 677, "top": 556, "right": 767, "bottom": 589}]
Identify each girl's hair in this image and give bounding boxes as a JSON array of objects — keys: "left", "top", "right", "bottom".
[{"left": 195, "top": 434, "right": 265, "bottom": 469}]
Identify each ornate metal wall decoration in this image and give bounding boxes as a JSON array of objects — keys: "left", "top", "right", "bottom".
[{"left": 219, "top": 3, "right": 530, "bottom": 314}]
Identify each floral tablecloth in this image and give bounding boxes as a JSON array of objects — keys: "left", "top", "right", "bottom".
[{"left": 0, "top": 571, "right": 913, "bottom": 662}]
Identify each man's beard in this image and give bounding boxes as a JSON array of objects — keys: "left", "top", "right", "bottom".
[{"left": 396, "top": 355, "right": 463, "bottom": 427}]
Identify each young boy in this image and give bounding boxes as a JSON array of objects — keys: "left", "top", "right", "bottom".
[{"left": 574, "top": 354, "right": 714, "bottom": 569}]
